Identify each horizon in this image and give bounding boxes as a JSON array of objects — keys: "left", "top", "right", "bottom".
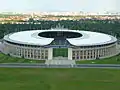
[{"left": 0, "top": 0, "right": 118, "bottom": 14}]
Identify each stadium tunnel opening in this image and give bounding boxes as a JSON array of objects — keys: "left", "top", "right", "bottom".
[{"left": 38, "top": 31, "right": 83, "bottom": 39}]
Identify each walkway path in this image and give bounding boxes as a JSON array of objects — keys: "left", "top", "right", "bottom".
[
  {"left": 45, "top": 60, "right": 76, "bottom": 65},
  {"left": 0, "top": 63, "right": 120, "bottom": 69}
]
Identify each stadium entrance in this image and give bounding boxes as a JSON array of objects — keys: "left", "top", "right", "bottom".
[{"left": 53, "top": 48, "right": 68, "bottom": 60}]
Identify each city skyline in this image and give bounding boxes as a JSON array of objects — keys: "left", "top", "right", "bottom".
[{"left": 0, "top": 0, "right": 118, "bottom": 13}]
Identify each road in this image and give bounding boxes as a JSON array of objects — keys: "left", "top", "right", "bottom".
[{"left": 0, "top": 63, "right": 120, "bottom": 69}]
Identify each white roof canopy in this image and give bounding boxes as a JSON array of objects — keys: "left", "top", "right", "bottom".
[{"left": 4, "top": 29, "right": 117, "bottom": 46}]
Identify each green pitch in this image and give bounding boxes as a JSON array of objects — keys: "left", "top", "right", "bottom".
[
  {"left": 0, "top": 68, "right": 120, "bottom": 90},
  {"left": 53, "top": 48, "right": 68, "bottom": 57}
]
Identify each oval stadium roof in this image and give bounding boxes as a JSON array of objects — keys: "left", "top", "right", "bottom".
[{"left": 4, "top": 29, "right": 117, "bottom": 46}]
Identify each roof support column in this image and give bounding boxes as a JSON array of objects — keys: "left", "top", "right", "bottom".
[
  {"left": 68, "top": 48, "right": 72, "bottom": 60},
  {"left": 48, "top": 48, "right": 53, "bottom": 60}
]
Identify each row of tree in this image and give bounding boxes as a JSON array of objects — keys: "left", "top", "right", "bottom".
[{"left": 0, "top": 19, "right": 120, "bottom": 39}]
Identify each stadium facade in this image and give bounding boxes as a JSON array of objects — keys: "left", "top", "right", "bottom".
[{"left": 2, "top": 29, "right": 119, "bottom": 60}]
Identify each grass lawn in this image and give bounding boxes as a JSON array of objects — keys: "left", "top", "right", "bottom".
[
  {"left": 0, "top": 68, "right": 120, "bottom": 90},
  {"left": 1, "top": 53, "right": 120, "bottom": 64},
  {"left": 76, "top": 55, "right": 120, "bottom": 64},
  {"left": 0, "top": 53, "right": 45, "bottom": 63}
]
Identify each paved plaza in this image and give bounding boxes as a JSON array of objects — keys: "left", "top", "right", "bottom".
[{"left": 45, "top": 60, "right": 76, "bottom": 65}]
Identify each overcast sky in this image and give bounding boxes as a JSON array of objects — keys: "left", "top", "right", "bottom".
[{"left": 0, "top": 0, "right": 118, "bottom": 13}]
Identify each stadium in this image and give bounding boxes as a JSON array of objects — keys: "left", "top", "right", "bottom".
[{"left": 2, "top": 29, "right": 119, "bottom": 61}]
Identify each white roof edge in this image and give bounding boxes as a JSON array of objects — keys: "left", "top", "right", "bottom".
[
  {"left": 67, "top": 35, "right": 117, "bottom": 46},
  {"left": 3, "top": 32, "right": 54, "bottom": 46}
]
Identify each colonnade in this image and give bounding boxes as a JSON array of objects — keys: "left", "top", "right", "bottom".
[
  {"left": 3, "top": 41, "right": 118, "bottom": 61},
  {"left": 71, "top": 44, "right": 117, "bottom": 60}
]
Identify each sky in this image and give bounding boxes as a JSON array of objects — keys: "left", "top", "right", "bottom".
[{"left": 0, "top": 0, "right": 118, "bottom": 13}]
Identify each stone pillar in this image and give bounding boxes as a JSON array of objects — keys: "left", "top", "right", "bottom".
[
  {"left": 48, "top": 48, "right": 53, "bottom": 60},
  {"left": 32, "top": 48, "right": 35, "bottom": 59},
  {"left": 98, "top": 49, "right": 100, "bottom": 58},
  {"left": 30, "top": 49, "right": 31, "bottom": 58},
  {"left": 68, "top": 48, "right": 72, "bottom": 60},
  {"left": 27, "top": 48, "right": 28, "bottom": 58},
  {"left": 86, "top": 50, "right": 88, "bottom": 59}
]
